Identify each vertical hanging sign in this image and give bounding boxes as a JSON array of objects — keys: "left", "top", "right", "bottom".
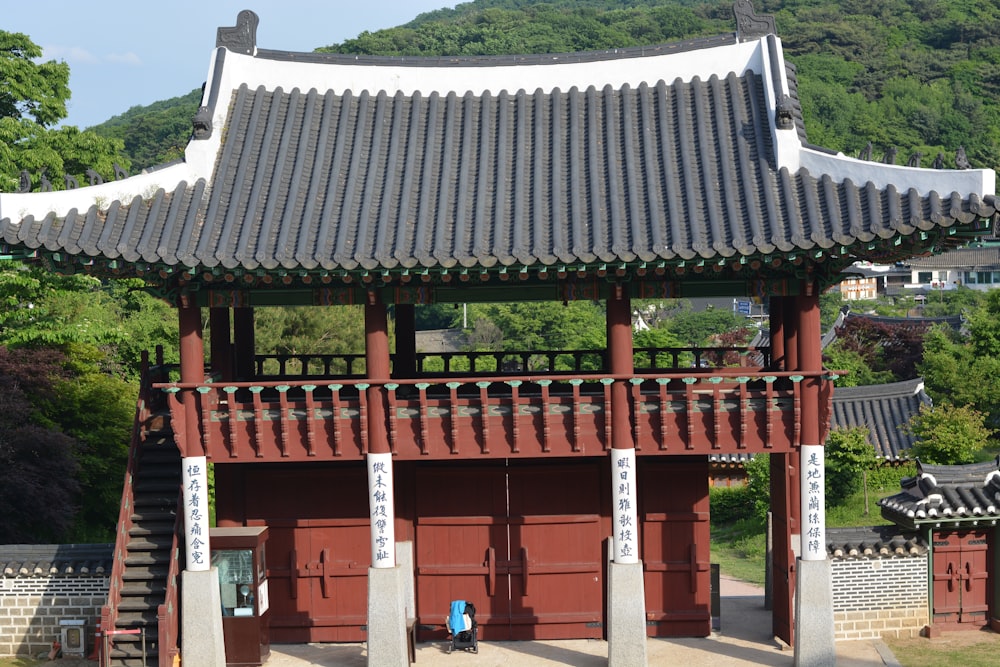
[
  {"left": 367, "top": 452, "right": 396, "bottom": 568},
  {"left": 182, "top": 456, "right": 210, "bottom": 572},
  {"left": 611, "top": 448, "right": 639, "bottom": 564},
  {"left": 801, "top": 444, "right": 826, "bottom": 561}
]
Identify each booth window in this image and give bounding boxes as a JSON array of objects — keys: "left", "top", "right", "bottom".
[{"left": 213, "top": 548, "right": 256, "bottom": 617}]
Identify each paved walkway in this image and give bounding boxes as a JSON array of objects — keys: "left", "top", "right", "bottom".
[{"left": 264, "top": 577, "right": 900, "bottom": 666}]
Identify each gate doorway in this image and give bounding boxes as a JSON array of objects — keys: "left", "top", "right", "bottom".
[
  {"left": 414, "top": 461, "right": 606, "bottom": 640},
  {"left": 219, "top": 464, "right": 371, "bottom": 643},
  {"left": 640, "top": 458, "right": 712, "bottom": 637},
  {"left": 932, "top": 529, "right": 990, "bottom": 628}
]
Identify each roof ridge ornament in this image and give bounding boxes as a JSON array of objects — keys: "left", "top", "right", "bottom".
[
  {"left": 217, "top": 9, "right": 259, "bottom": 55},
  {"left": 733, "top": 0, "right": 776, "bottom": 42}
]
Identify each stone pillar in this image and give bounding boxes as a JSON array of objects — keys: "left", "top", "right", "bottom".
[
  {"left": 793, "top": 284, "right": 835, "bottom": 667},
  {"left": 177, "top": 299, "right": 225, "bottom": 667},
  {"left": 606, "top": 285, "right": 646, "bottom": 667},
  {"left": 365, "top": 291, "right": 407, "bottom": 667}
]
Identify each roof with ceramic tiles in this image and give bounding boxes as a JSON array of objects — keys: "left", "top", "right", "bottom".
[
  {"left": 0, "top": 4, "right": 996, "bottom": 293},
  {"left": 879, "top": 458, "right": 1000, "bottom": 530}
]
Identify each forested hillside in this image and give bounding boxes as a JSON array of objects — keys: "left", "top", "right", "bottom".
[{"left": 94, "top": 0, "right": 1000, "bottom": 175}]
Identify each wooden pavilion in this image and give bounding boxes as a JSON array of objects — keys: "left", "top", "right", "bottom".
[{"left": 0, "top": 5, "right": 997, "bottom": 666}]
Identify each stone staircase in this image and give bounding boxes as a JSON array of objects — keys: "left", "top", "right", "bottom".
[{"left": 107, "top": 430, "right": 181, "bottom": 667}]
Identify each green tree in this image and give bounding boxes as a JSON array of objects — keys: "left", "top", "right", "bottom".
[
  {"left": 908, "top": 403, "right": 993, "bottom": 464},
  {"left": 663, "top": 305, "right": 747, "bottom": 347},
  {"left": 825, "top": 426, "right": 878, "bottom": 505},
  {"left": 0, "top": 346, "right": 81, "bottom": 543},
  {"left": 0, "top": 30, "right": 127, "bottom": 191}
]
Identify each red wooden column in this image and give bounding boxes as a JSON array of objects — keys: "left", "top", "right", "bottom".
[
  {"left": 796, "top": 284, "right": 825, "bottom": 560},
  {"left": 233, "top": 306, "right": 255, "bottom": 381},
  {"left": 770, "top": 294, "right": 799, "bottom": 645},
  {"left": 793, "top": 282, "right": 836, "bottom": 663},
  {"left": 607, "top": 285, "right": 639, "bottom": 563},
  {"left": 179, "top": 298, "right": 205, "bottom": 457},
  {"left": 769, "top": 296, "right": 785, "bottom": 370},
  {"left": 178, "top": 297, "right": 211, "bottom": 569},
  {"left": 365, "top": 291, "right": 395, "bottom": 568},
  {"left": 393, "top": 304, "right": 417, "bottom": 379},
  {"left": 209, "top": 306, "right": 233, "bottom": 381}
]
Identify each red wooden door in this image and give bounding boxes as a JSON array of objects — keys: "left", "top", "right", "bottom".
[
  {"left": 415, "top": 462, "right": 604, "bottom": 640},
  {"left": 507, "top": 463, "right": 604, "bottom": 639},
  {"left": 933, "top": 530, "right": 990, "bottom": 627},
  {"left": 239, "top": 465, "right": 371, "bottom": 642},
  {"left": 415, "top": 467, "right": 509, "bottom": 640},
  {"left": 640, "top": 458, "right": 712, "bottom": 637}
]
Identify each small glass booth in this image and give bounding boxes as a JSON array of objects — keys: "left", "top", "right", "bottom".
[{"left": 211, "top": 526, "right": 270, "bottom": 666}]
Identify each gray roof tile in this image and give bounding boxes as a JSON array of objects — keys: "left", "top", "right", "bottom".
[
  {"left": 0, "top": 13, "right": 996, "bottom": 284},
  {"left": 826, "top": 525, "right": 927, "bottom": 559},
  {"left": 830, "top": 378, "right": 931, "bottom": 460},
  {"left": 879, "top": 458, "right": 1000, "bottom": 528},
  {"left": 0, "top": 543, "right": 112, "bottom": 577}
]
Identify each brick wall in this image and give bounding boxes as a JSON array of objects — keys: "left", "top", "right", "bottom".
[
  {"left": 831, "top": 555, "right": 928, "bottom": 640},
  {"left": 0, "top": 575, "right": 107, "bottom": 657}
]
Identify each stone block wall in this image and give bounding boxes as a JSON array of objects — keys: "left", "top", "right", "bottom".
[
  {"left": 831, "top": 554, "right": 928, "bottom": 640},
  {"left": 0, "top": 575, "right": 107, "bottom": 657}
]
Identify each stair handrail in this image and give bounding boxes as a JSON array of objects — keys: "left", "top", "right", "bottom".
[
  {"left": 101, "top": 349, "right": 164, "bottom": 667},
  {"left": 156, "top": 488, "right": 183, "bottom": 667}
]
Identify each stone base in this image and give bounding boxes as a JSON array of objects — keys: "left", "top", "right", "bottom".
[
  {"left": 181, "top": 568, "right": 226, "bottom": 667},
  {"left": 608, "top": 560, "right": 647, "bottom": 667},
  {"left": 794, "top": 558, "right": 835, "bottom": 667},
  {"left": 367, "top": 566, "right": 408, "bottom": 667}
]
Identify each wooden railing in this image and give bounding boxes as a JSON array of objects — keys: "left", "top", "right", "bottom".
[
  {"left": 156, "top": 495, "right": 182, "bottom": 667},
  {"left": 253, "top": 346, "right": 771, "bottom": 378},
  {"left": 101, "top": 352, "right": 151, "bottom": 667},
  {"left": 156, "top": 367, "right": 835, "bottom": 462},
  {"left": 101, "top": 349, "right": 179, "bottom": 667}
]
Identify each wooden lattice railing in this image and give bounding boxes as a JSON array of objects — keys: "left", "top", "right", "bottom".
[
  {"left": 156, "top": 367, "right": 836, "bottom": 462},
  {"left": 253, "top": 346, "right": 771, "bottom": 378}
]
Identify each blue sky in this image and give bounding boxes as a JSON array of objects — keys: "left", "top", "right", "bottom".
[{"left": 5, "top": 1, "right": 454, "bottom": 129}]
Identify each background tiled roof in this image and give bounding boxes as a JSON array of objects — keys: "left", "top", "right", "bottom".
[
  {"left": 827, "top": 525, "right": 928, "bottom": 559},
  {"left": 830, "top": 378, "right": 930, "bottom": 460},
  {"left": 879, "top": 459, "right": 1000, "bottom": 528},
  {"left": 0, "top": 543, "right": 113, "bottom": 577}
]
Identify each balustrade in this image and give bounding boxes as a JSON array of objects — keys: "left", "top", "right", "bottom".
[{"left": 155, "top": 365, "right": 835, "bottom": 462}]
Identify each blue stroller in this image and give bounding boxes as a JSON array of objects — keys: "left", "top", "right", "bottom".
[{"left": 446, "top": 600, "right": 478, "bottom": 654}]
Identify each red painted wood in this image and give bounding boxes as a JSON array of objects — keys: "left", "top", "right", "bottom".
[
  {"left": 932, "top": 530, "right": 991, "bottom": 627},
  {"left": 414, "top": 466, "right": 509, "bottom": 641},
  {"left": 640, "top": 459, "right": 712, "bottom": 637},
  {"left": 170, "top": 374, "right": 829, "bottom": 462},
  {"left": 507, "top": 463, "right": 604, "bottom": 640},
  {"left": 414, "top": 462, "right": 604, "bottom": 641},
  {"left": 221, "top": 465, "right": 371, "bottom": 643},
  {"left": 770, "top": 452, "right": 797, "bottom": 645}
]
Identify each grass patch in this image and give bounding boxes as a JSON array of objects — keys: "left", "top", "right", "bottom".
[
  {"left": 0, "top": 658, "right": 43, "bottom": 667},
  {"left": 709, "top": 462, "right": 918, "bottom": 583},
  {"left": 886, "top": 632, "right": 1000, "bottom": 667},
  {"left": 711, "top": 517, "right": 766, "bottom": 585}
]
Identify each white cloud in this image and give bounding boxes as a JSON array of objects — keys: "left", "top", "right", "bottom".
[
  {"left": 105, "top": 52, "right": 142, "bottom": 66},
  {"left": 42, "top": 45, "right": 100, "bottom": 65}
]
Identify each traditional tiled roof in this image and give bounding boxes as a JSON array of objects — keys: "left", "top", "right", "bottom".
[
  {"left": 826, "top": 525, "right": 928, "bottom": 559},
  {"left": 879, "top": 458, "right": 1000, "bottom": 530},
  {"left": 906, "top": 246, "right": 1000, "bottom": 270},
  {"left": 0, "top": 543, "right": 113, "bottom": 577},
  {"left": 0, "top": 6, "right": 995, "bottom": 291},
  {"left": 830, "top": 378, "right": 930, "bottom": 460}
]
